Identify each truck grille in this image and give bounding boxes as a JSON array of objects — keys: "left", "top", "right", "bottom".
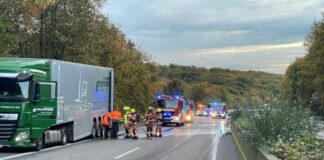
[{"left": 0, "top": 120, "right": 17, "bottom": 141}]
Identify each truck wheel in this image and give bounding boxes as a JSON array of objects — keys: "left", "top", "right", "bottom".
[
  {"left": 91, "top": 122, "right": 97, "bottom": 138},
  {"left": 67, "top": 125, "right": 73, "bottom": 143},
  {"left": 60, "top": 127, "right": 68, "bottom": 145},
  {"left": 35, "top": 137, "right": 44, "bottom": 151}
]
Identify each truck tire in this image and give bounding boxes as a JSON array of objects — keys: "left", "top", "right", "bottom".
[
  {"left": 60, "top": 127, "right": 68, "bottom": 145},
  {"left": 91, "top": 122, "right": 97, "bottom": 138},
  {"left": 35, "top": 137, "right": 44, "bottom": 151},
  {"left": 67, "top": 125, "right": 73, "bottom": 143}
]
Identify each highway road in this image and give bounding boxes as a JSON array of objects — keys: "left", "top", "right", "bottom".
[{"left": 0, "top": 117, "right": 239, "bottom": 160}]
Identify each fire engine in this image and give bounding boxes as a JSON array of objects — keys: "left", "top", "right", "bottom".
[
  {"left": 153, "top": 94, "right": 186, "bottom": 127},
  {"left": 210, "top": 101, "right": 228, "bottom": 119}
]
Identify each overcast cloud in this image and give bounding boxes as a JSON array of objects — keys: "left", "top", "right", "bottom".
[{"left": 103, "top": 0, "right": 324, "bottom": 74}]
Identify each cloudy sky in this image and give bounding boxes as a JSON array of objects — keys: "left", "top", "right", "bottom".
[{"left": 103, "top": 0, "right": 324, "bottom": 74}]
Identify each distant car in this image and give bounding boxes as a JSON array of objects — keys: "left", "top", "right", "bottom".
[
  {"left": 210, "top": 109, "right": 226, "bottom": 119},
  {"left": 195, "top": 108, "right": 205, "bottom": 116},
  {"left": 211, "top": 110, "right": 217, "bottom": 119}
]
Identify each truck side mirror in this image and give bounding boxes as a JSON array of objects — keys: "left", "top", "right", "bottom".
[{"left": 34, "top": 82, "right": 40, "bottom": 101}]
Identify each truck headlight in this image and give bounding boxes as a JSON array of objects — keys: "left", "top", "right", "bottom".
[
  {"left": 15, "top": 131, "right": 29, "bottom": 142},
  {"left": 174, "top": 117, "right": 179, "bottom": 121}
]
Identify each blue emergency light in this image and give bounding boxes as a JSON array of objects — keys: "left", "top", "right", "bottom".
[{"left": 163, "top": 112, "right": 171, "bottom": 116}]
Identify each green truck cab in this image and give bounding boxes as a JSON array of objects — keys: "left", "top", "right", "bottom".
[{"left": 0, "top": 58, "right": 114, "bottom": 150}]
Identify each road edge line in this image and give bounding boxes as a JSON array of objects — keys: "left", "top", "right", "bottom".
[
  {"left": 0, "top": 152, "right": 35, "bottom": 160},
  {"left": 231, "top": 124, "right": 248, "bottom": 160},
  {"left": 0, "top": 139, "right": 91, "bottom": 160},
  {"left": 114, "top": 147, "right": 140, "bottom": 159}
]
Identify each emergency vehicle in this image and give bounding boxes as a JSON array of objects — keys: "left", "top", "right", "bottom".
[
  {"left": 210, "top": 102, "right": 228, "bottom": 119},
  {"left": 153, "top": 95, "right": 186, "bottom": 127},
  {"left": 195, "top": 103, "right": 206, "bottom": 116}
]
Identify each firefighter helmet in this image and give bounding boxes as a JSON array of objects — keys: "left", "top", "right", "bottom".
[
  {"left": 130, "top": 108, "right": 136, "bottom": 113},
  {"left": 156, "top": 108, "right": 162, "bottom": 112},
  {"left": 123, "top": 106, "right": 130, "bottom": 111}
]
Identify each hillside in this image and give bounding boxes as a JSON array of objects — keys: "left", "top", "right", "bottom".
[{"left": 155, "top": 64, "right": 283, "bottom": 108}]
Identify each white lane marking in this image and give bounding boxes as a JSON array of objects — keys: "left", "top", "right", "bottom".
[
  {"left": 114, "top": 147, "right": 140, "bottom": 159},
  {"left": 0, "top": 152, "right": 35, "bottom": 160},
  {"left": 0, "top": 139, "right": 91, "bottom": 160},
  {"left": 210, "top": 135, "right": 221, "bottom": 160},
  {"left": 163, "top": 132, "right": 173, "bottom": 137},
  {"left": 118, "top": 131, "right": 125, "bottom": 135}
]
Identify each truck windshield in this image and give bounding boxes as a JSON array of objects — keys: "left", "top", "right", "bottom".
[
  {"left": 0, "top": 81, "right": 29, "bottom": 102},
  {"left": 158, "top": 99, "right": 178, "bottom": 108},
  {"left": 215, "top": 106, "right": 223, "bottom": 111}
]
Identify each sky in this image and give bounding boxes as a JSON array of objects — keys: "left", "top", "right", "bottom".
[{"left": 103, "top": 0, "right": 324, "bottom": 74}]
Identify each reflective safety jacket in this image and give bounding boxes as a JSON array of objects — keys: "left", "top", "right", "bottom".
[
  {"left": 123, "top": 111, "right": 130, "bottom": 125},
  {"left": 129, "top": 113, "right": 137, "bottom": 125},
  {"left": 102, "top": 112, "right": 110, "bottom": 126},
  {"left": 110, "top": 110, "right": 122, "bottom": 121},
  {"left": 144, "top": 111, "right": 155, "bottom": 123},
  {"left": 156, "top": 113, "right": 163, "bottom": 125}
]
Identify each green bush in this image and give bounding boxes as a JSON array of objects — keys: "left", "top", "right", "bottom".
[
  {"left": 270, "top": 134, "right": 323, "bottom": 160},
  {"left": 235, "top": 105, "right": 323, "bottom": 159}
]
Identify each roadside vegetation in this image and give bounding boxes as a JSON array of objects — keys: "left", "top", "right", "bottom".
[
  {"left": 235, "top": 14, "right": 324, "bottom": 160},
  {"left": 236, "top": 106, "right": 323, "bottom": 160}
]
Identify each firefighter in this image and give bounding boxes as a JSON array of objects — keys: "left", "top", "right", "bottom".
[
  {"left": 144, "top": 106, "right": 155, "bottom": 138},
  {"left": 155, "top": 108, "right": 163, "bottom": 137},
  {"left": 109, "top": 107, "right": 122, "bottom": 139},
  {"left": 123, "top": 106, "right": 131, "bottom": 139},
  {"left": 129, "top": 108, "right": 138, "bottom": 139},
  {"left": 102, "top": 111, "right": 111, "bottom": 139}
]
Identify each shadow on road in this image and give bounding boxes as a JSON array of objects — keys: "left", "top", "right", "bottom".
[{"left": 0, "top": 147, "right": 33, "bottom": 153}]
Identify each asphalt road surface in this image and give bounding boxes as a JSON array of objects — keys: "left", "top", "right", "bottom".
[{"left": 0, "top": 117, "right": 239, "bottom": 160}]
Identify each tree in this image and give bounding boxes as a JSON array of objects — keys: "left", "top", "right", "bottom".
[
  {"left": 283, "top": 13, "right": 324, "bottom": 115},
  {"left": 190, "top": 82, "right": 209, "bottom": 103}
]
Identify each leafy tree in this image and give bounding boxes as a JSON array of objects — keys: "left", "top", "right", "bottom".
[{"left": 283, "top": 13, "right": 324, "bottom": 115}]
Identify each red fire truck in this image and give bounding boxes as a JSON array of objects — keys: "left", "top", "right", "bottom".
[{"left": 153, "top": 95, "right": 186, "bottom": 127}]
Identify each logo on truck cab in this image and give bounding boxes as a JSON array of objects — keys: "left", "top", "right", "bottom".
[
  {"left": 33, "top": 107, "right": 54, "bottom": 112},
  {"left": 33, "top": 107, "right": 54, "bottom": 116}
]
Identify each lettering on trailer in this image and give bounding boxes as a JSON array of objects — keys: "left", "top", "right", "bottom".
[
  {"left": 33, "top": 107, "right": 54, "bottom": 116},
  {"left": 0, "top": 106, "right": 20, "bottom": 109}
]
